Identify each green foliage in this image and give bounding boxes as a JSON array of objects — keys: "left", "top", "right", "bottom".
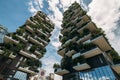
[
  {"left": 61, "top": 36, "right": 67, "bottom": 43},
  {"left": 30, "top": 45, "right": 37, "bottom": 53},
  {"left": 53, "top": 63, "right": 61, "bottom": 69},
  {"left": 72, "top": 55, "right": 85, "bottom": 64},
  {"left": 83, "top": 28, "right": 90, "bottom": 35},
  {"left": 16, "top": 28, "right": 25, "bottom": 36}
]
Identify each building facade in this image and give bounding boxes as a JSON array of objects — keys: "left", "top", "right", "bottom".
[
  {"left": 0, "top": 25, "right": 8, "bottom": 43},
  {"left": 0, "top": 11, "right": 54, "bottom": 80},
  {"left": 54, "top": 2, "right": 120, "bottom": 80}
]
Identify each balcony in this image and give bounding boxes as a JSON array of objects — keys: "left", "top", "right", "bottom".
[
  {"left": 76, "top": 15, "right": 90, "bottom": 27},
  {"left": 81, "top": 47, "right": 102, "bottom": 58},
  {"left": 55, "top": 68, "right": 69, "bottom": 75},
  {"left": 9, "top": 53, "right": 16, "bottom": 59},
  {"left": 112, "top": 64, "right": 120, "bottom": 74},
  {"left": 91, "top": 35, "right": 112, "bottom": 51},
  {"left": 34, "top": 50, "right": 42, "bottom": 56},
  {"left": 16, "top": 34, "right": 27, "bottom": 43},
  {"left": 29, "top": 37, "right": 44, "bottom": 47},
  {"left": 72, "top": 52, "right": 81, "bottom": 60},
  {"left": 36, "top": 29, "right": 48, "bottom": 37},
  {"left": 58, "top": 48, "right": 66, "bottom": 57},
  {"left": 77, "top": 22, "right": 97, "bottom": 33},
  {"left": 25, "top": 25, "right": 34, "bottom": 33},
  {"left": 4, "top": 35, "right": 19, "bottom": 45},
  {"left": 62, "top": 36, "right": 77, "bottom": 47},
  {"left": 0, "top": 50, "right": 4, "bottom": 54},
  {"left": 18, "top": 67, "right": 36, "bottom": 75},
  {"left": 61, "top": 27, "right": 72, "bottom": 34},
  {"left": 19, "top": 50, "right": 38, "bottom": 59},
  {"left": 73, "top": 63, "right": 90, "bottom": 71},
  {"left": 66, "top": 50, "right": 76, "bottom": 57},
  {"left": 37, "top": 37, "right": 48, "bottom": 45},
  {"left": 77, "top": 34, "right": 91, "bottom": 44}
]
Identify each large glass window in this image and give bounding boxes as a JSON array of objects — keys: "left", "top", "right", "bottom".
[{"left": 79, "top": 66, "right": 116, "bottom": 80}]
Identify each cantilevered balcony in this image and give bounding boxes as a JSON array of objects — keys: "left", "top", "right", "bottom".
[
  {"left": 112, "top": 64, "right": 120, "bottom": 74},
  {"left": 73, "top": 63, "right": 90, "bottom": 71},
  {"left": 72, "top": 52, "right": 81, "bottom": 60},
  {"left": 62, "top": 36, "right": 77, "bottom": 47},
  {"left": 18, "top": 67, "right": 36, "bottom": 75},
  {"left": 77, "top": 34, "right": 91, "bottom": 44},
  {"left": 37, "top": 37, "right": 48, "bottom": 45},
  {"left": 29, "top": 37, "right": 44, "bottom": 47},
  {"left": 81, "top": 47, "right": 102, "bottom": 58},
  {"left": 34, "top": 50, "right": 42, "bottom": 56},
  {"left": 19, "top": 50, "right": 38, "bottom": 59},
  {"left": 58, "top": 48, "right": 66, "bottom": 57},
  {"left": 4, "top": 35, "right": 19, "bottom": 45},
  {"left": 76, "top": 15, "right": 90, "bottom": 27},
  {"left": 36, "top": 29, "right": 48, "bottom": 37},
  {"left": 16, "top": 34, "right": 27, "bottom": 43},
  {"left": 72, "top": 47, "right": 102, "bottom": 59},
  {"left": 9, "top": 53, "right": 16, "bottom": 59},
  {"left": 77, "top": 22, "right": 97, "bottom": 33},
  {"left": 91, "top": 35, "right": 112, "bottom": 51},
  {"left": 55, "top": 68, "right": 69, "bottom": 76},
  {"left": 61, "top": 27, "right": 72, "bottom": 34},
  {"left": 66, "top": 50, "right": 76, "bottom": 57},
  {"left": 0, "top": 50, "right": 4, "bottom": 54},
  {"left": 25, "top": 25, "right": 34, "bottom": 33}
]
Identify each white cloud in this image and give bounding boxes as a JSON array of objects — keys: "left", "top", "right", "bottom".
[{"left": 88, "top": 0, "right": 120, "bottom": 55}]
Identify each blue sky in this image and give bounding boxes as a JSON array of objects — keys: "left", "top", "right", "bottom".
[{"left": 0, "top": 0, "right": 120, "bottom": 80}]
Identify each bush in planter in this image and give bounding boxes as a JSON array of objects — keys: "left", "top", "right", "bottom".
[
  {"left": 72, "top": 55, "right": 85, "bottom": 65},
  {"left": 53, "top": 63, "right": 61, "bottom": 69},
  {"left": 29, "top": 45, "right": 37, "bottom": 53},
  {"left": 83, "top": 28, "right": 90, "bottom": 35}
]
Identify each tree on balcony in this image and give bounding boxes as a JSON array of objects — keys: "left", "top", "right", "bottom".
[
  {"left": 72, "top": 55, "right": 85, "bottom": 66},
  {"left": 110, "top": 50, "right": 120, "bottom": 64},
  {"left": 29, "top": 45, "right": 37, "bottom": 53},
  {"left": 16, "top": 28, "right": 25, "bottom": 36}
]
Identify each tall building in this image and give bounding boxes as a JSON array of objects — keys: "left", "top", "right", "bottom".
[
  {"left": 0, "top": 25, "right": 8, "bottom": 43},
  {"left": 0, "top": 11, "right": 54, "bottom": 80},
  {"left": 54, "top": 2, "right": 120, "bottom": 80}
]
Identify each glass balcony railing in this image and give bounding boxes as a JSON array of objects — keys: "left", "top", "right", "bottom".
[{"left": 73, "top": 63, "right": 90, "bottom": 71}]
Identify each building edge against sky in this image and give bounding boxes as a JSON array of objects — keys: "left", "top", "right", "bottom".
[
  {"left": 54, "top": 2, "right": 120, "bottom": 80},
  {"left": 0, "top": 11, "right": 54, "bottom": 80}
]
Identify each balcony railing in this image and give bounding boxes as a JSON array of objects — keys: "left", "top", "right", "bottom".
[
  {"left": 77, "top": 22, "right": 97, "bottom": 33},
  {"left": 112, "top": 64, "right": 120, "bottom": 74},
  {"left": 19, "top": 50, "right": 38, "bottom": 59},
  {"left": 36, "top": 29, "right": 48, "bottom": 37},
  {"left": 0, "top": 50, "right": 4, "bottom": 54},
  {"left": 72, "top": 52, "right": 81, "bottom": 60},
  {"left": 77, "top": 34, "right": 91, "bottom": 44},
  {"left": 91, "top": 35, "right": 112, "bottom": 51},
  {"left": 73, "top": 63, "right": 90, "bottom": 71},
  {"left": 66, "top": 50, "right": 76, "bottom": 57},
  {"left": 61, "top": 27, "right": 72, "bottom": 34},
  {"left": 16, "top": 34, "right": 27, "bottom": 43},
  {"left": 4, "top": 35, "right": 19, "bottom": 45},
  {"left": 37, "top": 37, "right": 48, "bottom": 45},
  {"left": 81, "top": 47, "right": 102, "bottom": 58},
  {"left": 9, "top": 53, "right": 16, "bottom": 59},
  {"left": 58, "top": 48, "right": 66, "bottom": 57},
  {"left": 25, "top": 25, "right": 34, "bottom": 33},
  {"left": 29, "top": 37, "right": 44, "bottom": 47},
  {"left": 18, "top": 67, "right": 36, "bottom": 75},
  {"left": 55, "top": 68, "right": 69, "bottom": 75},
  {"left": 34, "top": 50, "right": 42, "bottom": 56}
]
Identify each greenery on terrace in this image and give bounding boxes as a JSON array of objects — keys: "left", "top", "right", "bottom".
[
  {"left": 22, "top": 59, "right": 41, "bottom": 72},
  {"left": 110, "top": 50, "right": 120, "bottom": 64},
  {"left": 72, "top": 55, "right": 86, "bottom": 66}
]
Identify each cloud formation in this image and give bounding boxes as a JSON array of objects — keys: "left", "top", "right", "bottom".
[{"left": 88, "top": 0, "right": 120, "bottom": 54}]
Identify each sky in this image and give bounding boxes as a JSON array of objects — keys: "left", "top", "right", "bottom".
[{"left": 0, "top": 0, "right": 120, "bottom": 80}]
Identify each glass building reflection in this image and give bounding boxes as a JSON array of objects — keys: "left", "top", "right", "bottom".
[{"left": 79, "top": 66, "right": 116, "bottom": 80}]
